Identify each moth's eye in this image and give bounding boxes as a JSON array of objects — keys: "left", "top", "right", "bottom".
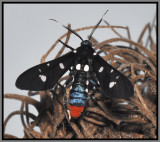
[{"left": 88, "top": 41, "right": 92, "bottom": 46}]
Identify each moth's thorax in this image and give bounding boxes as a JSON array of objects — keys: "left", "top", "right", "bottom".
[{"left": 77, "top": 40, "right": 94, "bottom": 59}]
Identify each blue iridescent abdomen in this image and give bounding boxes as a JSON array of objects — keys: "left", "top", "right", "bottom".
[{"left": 69, "top": 71, "right": 88, "bottom": 107}]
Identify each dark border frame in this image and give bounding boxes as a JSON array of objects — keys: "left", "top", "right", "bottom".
[{"left": 2, "top": 1, "right": 158, "bottom": 140}]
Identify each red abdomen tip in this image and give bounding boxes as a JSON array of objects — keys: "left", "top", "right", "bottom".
[{"left": 69, "top": 104, "right": 85, "bottom": 118}]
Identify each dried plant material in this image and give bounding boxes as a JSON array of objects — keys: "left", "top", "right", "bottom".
[{"left": 4, "top": 19, "right": 157, "bottom": 139}]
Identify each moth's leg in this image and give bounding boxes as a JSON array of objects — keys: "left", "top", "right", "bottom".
[
  {"left": 80, "top": 88, "right": 98, "bottom": 120},
  {"left": 63, "top": 73, "right": 73, "bottom": 88},
  {"left": 56, "top": 82, "right": 71, "bottom": 122},
  {"left": 85, "top": 74, "right": 101, "bottom": 105},
  {"left": 64, "top": 89, "right": 72, "bottom": 121},
  {"left": 89, "top": 78, "right": 100, "bottom": 91}
]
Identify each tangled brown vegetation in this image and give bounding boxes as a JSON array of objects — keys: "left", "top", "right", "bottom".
[{"left": 4, "top": 18, "right": 157, "bottom": 139}]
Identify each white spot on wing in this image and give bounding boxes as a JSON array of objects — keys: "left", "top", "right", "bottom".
[
  {"left": 109, "top": 81, "right": 116, "bottom": 88},
  {"left": 116, "top": 76, "right": 119, "bottom": 79},
  {"left": 73, "top": 50, "right": 77, "bottom": 53},
  {"left": 86, "top": 80, "right": 89, "bottom": 85},
  {"left": 39, "top": 69, "right": 42, "bottom": 72},
  {"left": 70, "top": 86, "right": 72, "bottom": 90},
  {"left": 111, "top": 69, "right": 114, "bottom": 73},
  {"left": 99, "top": 66, "right": 104, "bottom": 72},
  {"left": 93, "top": 52, "right": 97, "bottom": 55},
  {"left": 59, "top": 63, "right": 65, "bottom": 69},
  {"left": 47, "top": 63, "right": 50, "bottom": 66},
  {"left": 39, "top": 75, "right": 47, "bottom": 82},
  {"left": 84, "top": 65, "right": 89, "bottom": 72},
  {"left": 76, "top": 64, "right": 81, "bottom": 70},
  {"left": 85, "top": 88, "right": 88, "bottom": 92}
]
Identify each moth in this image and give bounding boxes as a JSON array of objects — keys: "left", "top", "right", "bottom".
[{"left": 16, "top": 11, "right": 134, "bottom": 118}]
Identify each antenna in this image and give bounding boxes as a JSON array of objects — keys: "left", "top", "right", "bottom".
[
  {"left": 88, "top": 10, "right": 109, "bottom": 40},
  {"left": 49, "top": 19, "right": 83, "bottom": 41},
  {"left": 58, "top": 40, "right": 74, "bottom": 51}
]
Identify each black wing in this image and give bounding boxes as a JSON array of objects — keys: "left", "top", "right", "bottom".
[
  {"left": 16, "top": 52, "right": 75, "bottom": 91},
  {"left": 93, "top": 55, "right": 134, "bottom": 99}
]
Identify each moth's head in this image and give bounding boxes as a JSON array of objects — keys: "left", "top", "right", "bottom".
[{"left": 81, "top": 40, "right": 92, "bottom": 48}]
